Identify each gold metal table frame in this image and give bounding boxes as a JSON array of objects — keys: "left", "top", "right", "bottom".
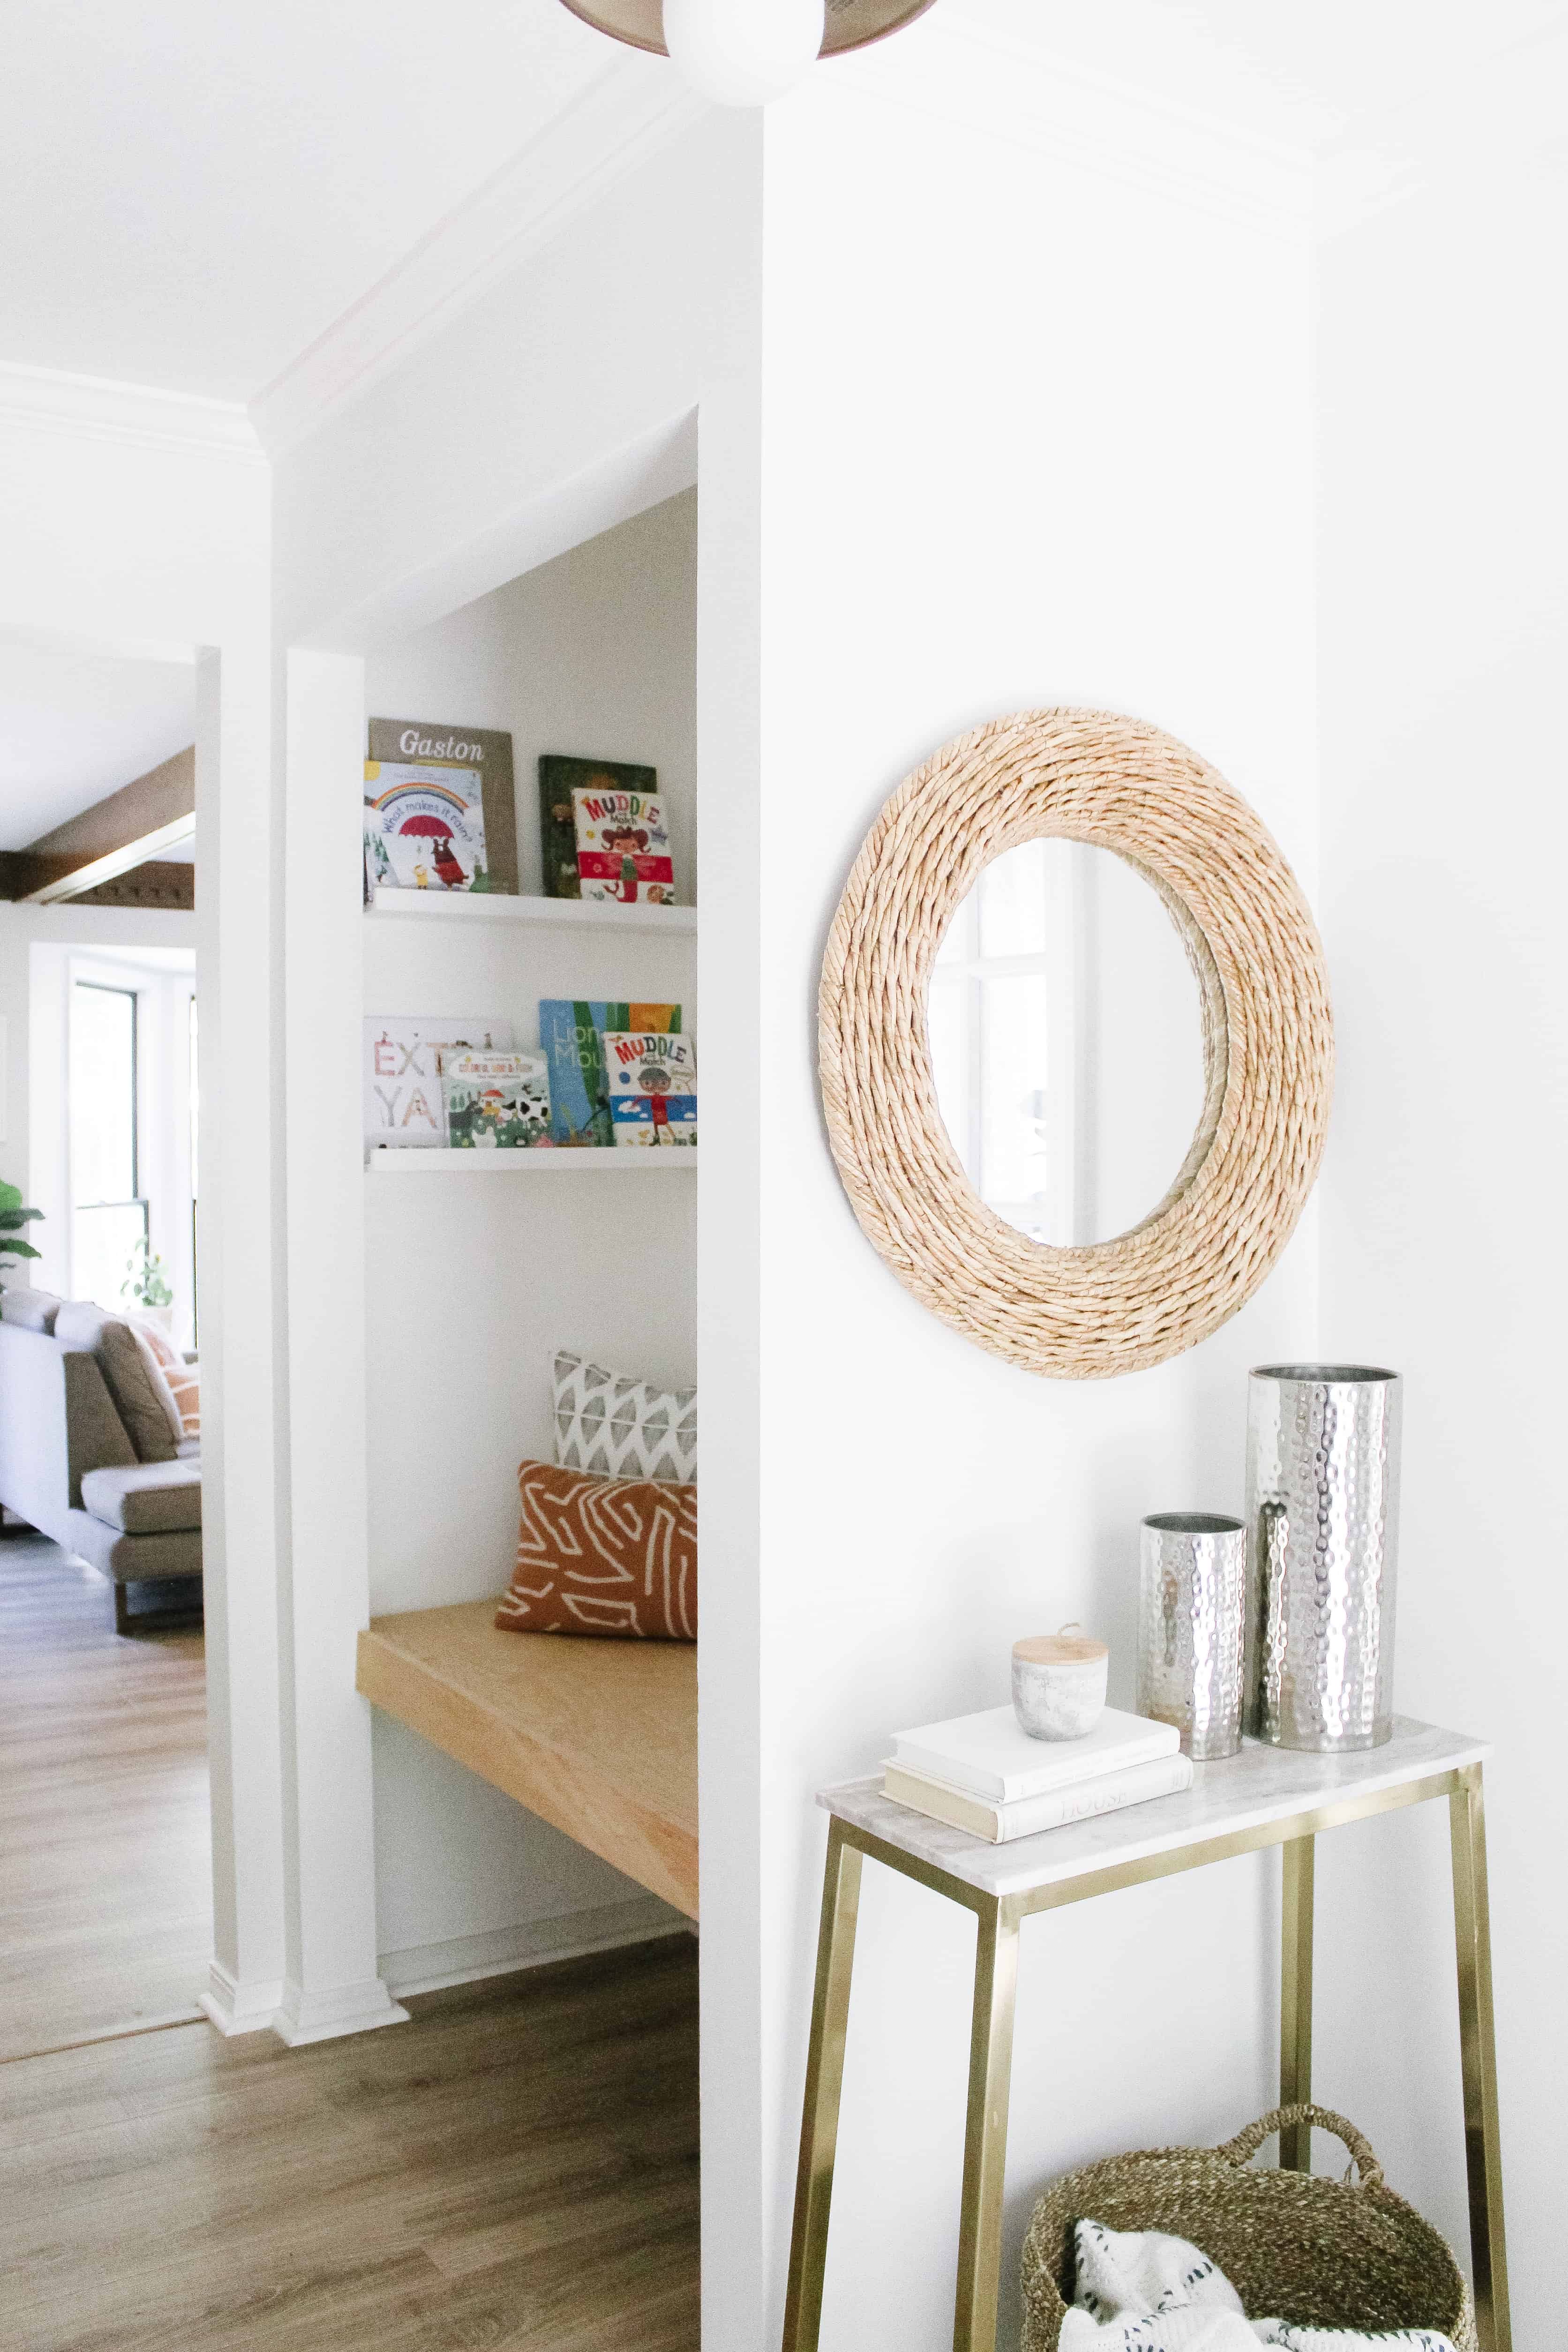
[{"left": 782, "top": 1748, "right": 1508, "bottom": 2352}]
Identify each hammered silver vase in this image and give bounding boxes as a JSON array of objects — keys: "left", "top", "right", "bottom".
[
  {"left": 1245, "top": 1364, "right": 1402, "bottom": 1752},
  {"left": 1136, "top": 1513, "right": 1246, "bottom": 1760}
]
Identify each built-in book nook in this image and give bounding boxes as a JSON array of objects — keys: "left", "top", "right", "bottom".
[{"left": 353, "top": 490, "right": 699, "bottom": 1993}]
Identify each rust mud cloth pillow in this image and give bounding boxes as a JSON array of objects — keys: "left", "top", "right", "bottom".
[{"left": 497, "top": 1458, "right": 696, "bottom": 1640}]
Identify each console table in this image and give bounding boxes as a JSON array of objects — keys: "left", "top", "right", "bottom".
[{"left": 782, "top": 1719, "right": 1508, "bottom": 2352}]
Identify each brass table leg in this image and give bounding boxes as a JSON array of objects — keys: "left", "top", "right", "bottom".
[
  {"left": 1450, "top": 1765, "right": 1511, "bottom": 2352},
  {"left": 953, "top": 1901, "right": 1020, "bottom": 2352},
  {"left": 781, "top": 1821, "right": 865, "bottom": 2352},
  {"left": 1279, "top": 1834, "right": 1315, "bottom": 2171}
]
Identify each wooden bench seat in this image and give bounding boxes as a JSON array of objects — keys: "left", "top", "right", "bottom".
[{"left": 356, "top": 1601, "right": 698, "bottom": 1919}]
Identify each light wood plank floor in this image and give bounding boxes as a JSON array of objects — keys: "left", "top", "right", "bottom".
[
  {"left": 0, "top": 1532, "right": 210, "bottom": 2062},
  {"left": 1, "top": 1939, "right": 701, "bottom": 2352}
]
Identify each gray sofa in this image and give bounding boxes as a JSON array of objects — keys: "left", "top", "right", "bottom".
[{"left": 0, "top": 1286, "right": 201, "bottom": 1631}]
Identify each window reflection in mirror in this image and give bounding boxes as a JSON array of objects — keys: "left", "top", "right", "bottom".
[{"left": 928, "top": 839, "right": 1205, "bottom": 1246}]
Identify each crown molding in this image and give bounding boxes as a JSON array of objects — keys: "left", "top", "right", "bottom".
[
  {"left": 833, "top": 9, "right": 1314, "bottom": 241},
  {"left": 252, "top": 60, "right": 707, "bottom": 457},
  {"left": 0, "top": 360, "right": 262, "bottom": 460}
]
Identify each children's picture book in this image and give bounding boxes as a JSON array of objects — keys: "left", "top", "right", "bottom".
[
  {"left": 537, "top": 755, "right": 658, "bottom": 901},
  {"left": 364, "top": 761, "right": 489, "bottom": 893},
  {"left": 364, "top": 1016, "right": 514, "bottom": 1148},
  {"left": 602, "top": 1031, "right": 697, "bottom": 1147},
  {"left": 369, "top": 719, "right": 518, "bottom": 896},
  {"left": 571, "top": 779, "right": 675, "bottom": 907},
  {"left": 441, "top": 1051, "right": 552, "bottom": 1149},
  {"left": 539, "top": 1001, "right": 681, "bottom": 1146}
]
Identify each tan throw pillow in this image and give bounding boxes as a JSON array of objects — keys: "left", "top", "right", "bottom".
[
  {"left": 54, "top": 1302, "right": 179, "bottom": 1464},
  {"left": 497, "top": 1458, "right": 696, "bottom": 1641},
  {"left": 126, "top": 1314, "right": 200, "bottom": 1443}
]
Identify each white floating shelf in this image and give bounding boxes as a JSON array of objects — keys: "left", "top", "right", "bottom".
[
  {"left": 369, "top": 887, "right": 696, "bottom": 935},
  {"left": 368, "top": 1147, "right": 697, "bottom": 1176}
]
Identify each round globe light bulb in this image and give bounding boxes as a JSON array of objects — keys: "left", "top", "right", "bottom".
[{"left": 661, "top": 0, "right": 826, "bottom": 107}]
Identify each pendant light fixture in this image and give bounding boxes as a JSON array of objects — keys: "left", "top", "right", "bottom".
[{"left": 557, "top": 0, "right": 938, "bottom": 107}]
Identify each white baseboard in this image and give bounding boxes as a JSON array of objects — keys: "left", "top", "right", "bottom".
[
  {"left": 200, "top": 1960, "right": 286, "bottom": 2038},
  {"left": 379, "top": 1894, "right": 688, "bottom": 2000},
  {"left": 271, "top": 1974, "right": 411, "bottom": 2047}
]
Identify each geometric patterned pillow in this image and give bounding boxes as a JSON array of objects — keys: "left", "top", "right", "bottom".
[
  {"left": 496, "top": 1459, "right": 696, "bottom": 1640},
  {"left": 551, "top": 1350, "right": 696, "bottom": 1484}
]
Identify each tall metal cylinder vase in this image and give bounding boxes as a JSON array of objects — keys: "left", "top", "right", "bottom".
[
  {"left": 1136, "top": 1513, "right": 1245, "bottom": 1760},
  {"left": 1245, "top": 1364, "right": 1402, "bottom": 1752}
]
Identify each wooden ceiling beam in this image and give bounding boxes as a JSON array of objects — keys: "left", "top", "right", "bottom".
[{"left": 0, "top": 745, "right": 195, "bottom": 904}]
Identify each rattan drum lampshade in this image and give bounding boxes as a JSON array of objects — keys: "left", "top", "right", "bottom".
[{"left": 556, "top": 0, "right": 937, "bottom": 57}]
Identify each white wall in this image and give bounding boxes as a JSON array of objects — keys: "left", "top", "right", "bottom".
[
  {"left": 359, "top": 496, "right": 698, "bottom": 1979},
  {"left": 1313, "top": 60, "right": 1568, "bottom": 2339},
  {"left": 697, "top": 49, "right": 1318, "bottom": 2352}
]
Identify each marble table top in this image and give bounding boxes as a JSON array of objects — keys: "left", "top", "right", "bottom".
[{"left": 819, "top": 1718, "right": 1487, "bottom": 1900}]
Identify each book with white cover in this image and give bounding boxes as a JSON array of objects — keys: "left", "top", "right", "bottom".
[
  {"left": 888, "top": 1703, "right": 1180, "bottom": 1805},
  {"left": 882, "top": 1754, "right": 1194, "bottom": 1844}
]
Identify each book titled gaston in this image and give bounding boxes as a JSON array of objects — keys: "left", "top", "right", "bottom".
[
  {"left": 441, "top": 1052, "right": 552, "bottom": 1150},
  {"left": 539, "top": 1001, "right": 682, "bottom": 1146},
  {"left": 369, "top": 718, "right": 519, "bottom": 897},
  {"left": 572, "top": 782, "right": 675, "bottom": 907},
  {"left": 603, "top": 1031, "right": 697, "bottom": 1147}
]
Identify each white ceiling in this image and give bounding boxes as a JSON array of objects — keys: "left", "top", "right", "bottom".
[
  {"left": 4, "top": 2, "right": 1566, "bottom": 410},
  {"left": 0, "top": 0, "right": 620, "bottom": 403},
  {"left": 0, "top": 641, "right": 194, "bottom": 851}
]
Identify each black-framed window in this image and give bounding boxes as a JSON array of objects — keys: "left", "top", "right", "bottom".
[{"left": 71, "top": 981, "right": 148, "bottom": 1311}]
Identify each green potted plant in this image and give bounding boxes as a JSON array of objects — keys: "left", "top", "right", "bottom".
[
  {"left": 123, "top": 1235, "right": 174, "bottom": 1331},
  {"left": 0, "top": 1179, "right": 43, "bottom": 1283}
]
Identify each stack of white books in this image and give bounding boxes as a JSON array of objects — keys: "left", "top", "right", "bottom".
[{"left": 883, "top": 1705, "right": 1193, "bottom": 1843}]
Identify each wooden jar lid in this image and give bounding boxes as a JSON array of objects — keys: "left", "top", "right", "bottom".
[{"left": 1013, "top": 1630, "right": 1107, "bottom": 1666}]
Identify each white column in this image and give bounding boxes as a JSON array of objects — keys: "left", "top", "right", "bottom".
[
  {"left": 196, "top": 637, "right": 290, "bottom": 2036},
  {"left": 273, "top": 645, "right": 406, "bottom": 2045}
]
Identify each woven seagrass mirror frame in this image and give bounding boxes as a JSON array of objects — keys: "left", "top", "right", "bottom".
[{"left": 818, "top": 709, "right": 1335, "bottom": 1380}]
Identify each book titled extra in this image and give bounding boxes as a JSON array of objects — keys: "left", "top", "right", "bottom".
[
  {"left": 889, "top": 1702, "right": 1181, "bottom": 1804},
  {"left": 882, "top": 1754, "right": 1194, "bottom": 1844}
]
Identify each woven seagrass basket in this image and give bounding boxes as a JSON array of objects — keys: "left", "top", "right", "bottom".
[{"left": 1020, "top": 2105, "right": 1475, "bottom": 2352}]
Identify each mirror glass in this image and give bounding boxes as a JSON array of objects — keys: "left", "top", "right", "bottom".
[{"left": 927, "top": 839, "right": 1207, "bottom": 1246}]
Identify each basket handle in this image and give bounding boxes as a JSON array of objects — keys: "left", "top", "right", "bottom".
[{"left": 1215, "top": 2105, "right": 1384, "bottom": 2189}]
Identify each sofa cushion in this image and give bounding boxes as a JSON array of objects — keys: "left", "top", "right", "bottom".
[
  {"left": 66, "top": 1511, "right": 202, "bottom": 1583},
  {"left": 79, "top": 1461, "right": 203, "bottom": 1535},
  {"left": 54, "top": 1302, "right": 179, "bottom": 1464},
  {"left": 0, "top": 1285, "right": 62, "bottom": 1333}
]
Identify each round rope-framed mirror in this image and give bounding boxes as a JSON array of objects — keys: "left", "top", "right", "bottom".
[{"left": 818, "top": 708, "right": 1334, "bottom": 1379}]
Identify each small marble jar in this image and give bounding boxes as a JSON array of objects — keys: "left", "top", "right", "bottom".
[{"left": 1012, "top": 1628, "right": 1109, "bottom": 1741}]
